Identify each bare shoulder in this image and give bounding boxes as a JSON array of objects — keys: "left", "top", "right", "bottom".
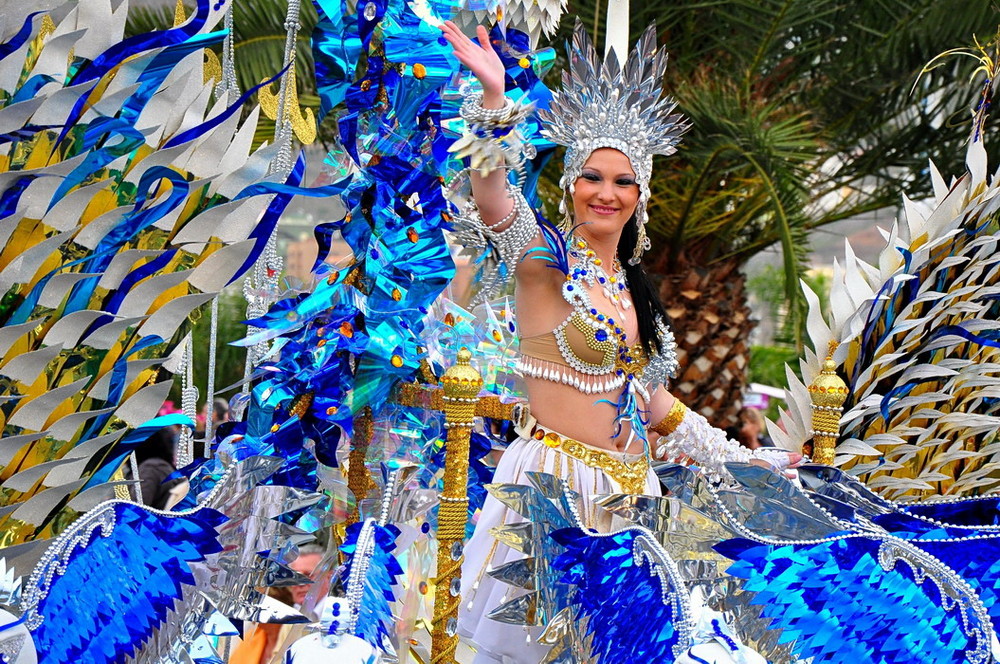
[
  {"left": 513, "top": 230, "right": 565, "bottom": 283},
  {"left": 516, "top": 259, "right": 564, "bottom": 294},
  {"left": 514, "top": 248, "right": 569, "bottom": 336}
]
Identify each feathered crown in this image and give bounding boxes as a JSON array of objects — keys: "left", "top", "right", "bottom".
[{"left": 538, "top": 21, "right": 689, "bottom": 231}]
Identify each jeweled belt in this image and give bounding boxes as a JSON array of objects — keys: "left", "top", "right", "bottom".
[{"left": 519, "top": 420, "right": 650, "bottom": 495}]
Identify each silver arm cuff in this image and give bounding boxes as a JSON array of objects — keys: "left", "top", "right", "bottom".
[
  {"left": 449, "top": 180, "right": 538, "bottom": 301},
  {"left": 476, "top": 185, "right": 536, "bottom": 270}
]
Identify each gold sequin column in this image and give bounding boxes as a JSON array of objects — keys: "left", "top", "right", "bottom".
[
  {"left": 347, "top": 406, "right": 374, "bottom": 526},
  {"left": 431, "top": 349, "right": 482, "bottom": 664},
  {"left": 808, "top": 342, "right": 848, "bottom": 465}
]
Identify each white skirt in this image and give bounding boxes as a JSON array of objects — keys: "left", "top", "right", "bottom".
[{"left": 457, "top": 433, "right": 660, "bottom": 664}]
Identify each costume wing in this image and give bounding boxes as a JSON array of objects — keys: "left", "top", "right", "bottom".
[
  {"left": 0, "top": 0, "right": 316, "bottom": 560},
  {"left": 0, "top": 2, "right": 349, "bottom": 661},
  {"left": 548, "top": 525, "right": 692, "bottom": 663},
  {"left": 717, "top": 533, "right": 994, "bottom": 664},
  {"left": 16, "top": 500, "right": 224, "bottom": 664},
  {"left": 775, "top": 98, "right": 1000, "bottom": 499}
]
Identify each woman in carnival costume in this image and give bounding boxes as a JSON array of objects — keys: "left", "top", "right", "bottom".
[{"left": 439, "top": 20, "right": 802, "bottom": 663}]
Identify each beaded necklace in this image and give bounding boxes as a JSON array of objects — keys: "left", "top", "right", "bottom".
[{"left": 567, "top": 236, "right": 632, "bottom": 315}]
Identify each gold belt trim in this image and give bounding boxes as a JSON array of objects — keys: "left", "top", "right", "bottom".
[{"left": 528, "top": 425, "right": 649, "bottom": 495}]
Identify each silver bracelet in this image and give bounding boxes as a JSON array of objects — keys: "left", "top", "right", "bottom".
[
  {"left": 459, "top": 92, "right": 532, "bottom": 128},
  {"left": 451, "top": 92, "right": 535, "bottom": 178}
]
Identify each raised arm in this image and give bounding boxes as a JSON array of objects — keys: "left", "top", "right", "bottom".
[{"left": 439, "top": 22, "right": 516, "bottom": 228}]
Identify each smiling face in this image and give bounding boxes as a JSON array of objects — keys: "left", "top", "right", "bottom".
[{"left": 571, "top": 148, "right": 640, "bottom": 242}]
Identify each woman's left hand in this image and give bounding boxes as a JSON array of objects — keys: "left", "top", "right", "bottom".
[{"left": 751, "top": 449, "right": 803, "bottom": 479}]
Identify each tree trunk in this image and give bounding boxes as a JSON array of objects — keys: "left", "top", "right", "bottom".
[{"left": 652, "top": 257, "right": 755, "bottom": 429}]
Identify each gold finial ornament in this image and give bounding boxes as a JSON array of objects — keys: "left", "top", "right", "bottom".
[
  {"left": 431, "top": 348, "right": 482, "bottom": 664},
  {"left": 808, "top": 342, "right": 849, "bottom": 465}
]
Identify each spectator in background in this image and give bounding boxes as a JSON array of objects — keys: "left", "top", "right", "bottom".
[
  {"left": 214, "top": 397, "right": 231, "bottom": 422},
  {"left": 136, "top": 427, "right": 184, "bottom": 509},
  {"left": 288, "top": 543, "right": 328, "bottom": 619},
  {"left": 229, "top": 543, "right": 332, "bottom": 664},
  {"left": 195, "top": 397, "right": 232, "bottom": 439},
  {"left": 727, "top": 407, "right": 774, "bottom": 451},
  {"left": 228, "top": 586, "right": 296, "bottom": 664}
]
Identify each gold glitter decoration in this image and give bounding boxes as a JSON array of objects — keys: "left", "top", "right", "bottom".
[
  {"left": 348, "top": 407, "right": 375, "bottom": 525},
  {"left": 111, "top": 466, "right": 132, "bottom": 501},
  {"left": 173, "top": 0, "right": 186, "bottom": 26},
  {"left": 203, "top": 49, "right": 222, "bottom": 85},
  {"left": 412, "top": 63, "right": 427, "bottom": 79},
  {"left": 258, "top": 67, "right": 318, "bottom": 144},
  {"left": 390, "top": 354, "right": 404, "bottom": 368},
  {"left": 39, "top": 15, "right": 56, "bottom": 41},
  {"left": 391, "top": 287, "right": 402, "bottom": 301},
  {"left": 406, "top": 227, "right": 419, "bottom": 243},
  {"left": 288, "top": 392, "right": 314, "bottom": 419}
]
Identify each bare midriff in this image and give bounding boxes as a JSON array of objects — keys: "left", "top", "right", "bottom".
[{"left": 523, "top": 374, "right": 647, "bottom": 454}]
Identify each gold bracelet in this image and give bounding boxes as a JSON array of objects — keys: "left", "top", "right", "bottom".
[{"left": 651, "top": 399, "right": 689, "bottom": 436}]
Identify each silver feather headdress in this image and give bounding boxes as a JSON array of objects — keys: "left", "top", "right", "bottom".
[{"left": 539, "top": 22, "right": 689, "bottom": 256}]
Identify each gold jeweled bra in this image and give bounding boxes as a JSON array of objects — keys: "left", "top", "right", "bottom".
[{"left": 517, "top": 309, "right": 649, "bottom": 394}]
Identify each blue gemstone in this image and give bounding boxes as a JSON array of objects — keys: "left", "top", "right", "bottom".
[
  {"left": 608, "top": 318, "right": 615, "bottom": 324},
  {"left": 597, "top": 314, "right": 604, "bottom": 321},
  {"left": 590, "top": 308, "right": 597, "bottom": 315},
  {"left": 595, "top": 329, "right": 608, "bottom": 342},
  {"left": 567, "top": 285, "right": 574, "bottom": 290},
  {"left": 598, "top": 277, "right": 606, "bottom": 283}
]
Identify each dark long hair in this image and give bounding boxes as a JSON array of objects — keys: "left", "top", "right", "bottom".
[
  {"left": 136, "top": 427, "right": 176, "bottom": 466},
  {"left": 618, "top": 216, "right": 669, "bottom": 355}
]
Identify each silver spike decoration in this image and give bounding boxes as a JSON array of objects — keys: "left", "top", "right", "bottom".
[{"left": 238, "top": 0, "right": 302, "bottom": 399}]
